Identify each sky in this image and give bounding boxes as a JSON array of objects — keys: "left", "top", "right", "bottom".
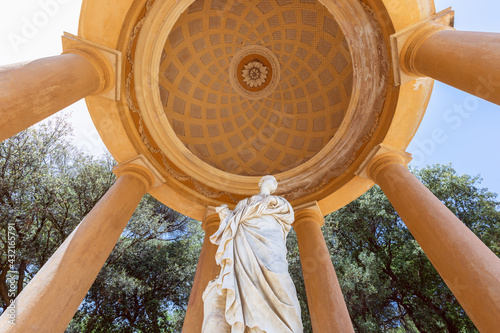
[{"left": 0, "top": 0, "right": 499, "bottom": 195}]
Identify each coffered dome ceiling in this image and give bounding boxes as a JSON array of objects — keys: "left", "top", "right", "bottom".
[
  {"left": 80, "top": 0, "right": 436, "bottom": 219},
  {"left": 159, "top": 0, "right": 353, "bottom": 176}
]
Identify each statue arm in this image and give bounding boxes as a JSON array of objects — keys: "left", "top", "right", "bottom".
[{"left": 216, "top": 204, "right": 231, "bottom": 221}]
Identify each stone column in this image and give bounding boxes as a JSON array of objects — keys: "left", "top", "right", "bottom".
[
  {"left": 294, "top": 204, "right": 354, "bottom": 333},
  {"left": 0, "top": 54, "right": 102, "bottom": 142},
  {"left": 0, "top": 33, "right": 120, "bottom": 142},
  {"left": 402, "top": 26, "right": 500, "bottom": 106},
  {"left": 0, "top": 159, "right": 155, "bottom": 332},
  {"left": 364, "top": 149, "right": 500, "bottom": 333},
  {"left": 182, "top": 209, "right": 220, "bottom": 333}
]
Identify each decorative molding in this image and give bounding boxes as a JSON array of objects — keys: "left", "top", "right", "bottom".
[
  {"left": 77, "top": 0, "right": 437, "bottom": 219},
  {"left": 202, "top": 206, "right": 220, "bottom": 231},
  {"left": 390, "top": 8, "right": 454, "bottom": 86},
  {"left": 242, "top": 61, "right": 268, "bottom": 88},
  {"left": 293, "top": 201, "right": 324, "bottom": 227},
  {"left": 276, "top": 149, "right": 359, "bottom": 201},
  {"left": 62, "top": 32, "right": 122, "bottom": 100},
  {"left": 113, "top": 154, "right": 165, "bottom": 189},
  {"left": 132, "top": 0, "right": 389, "bottom": 201},
  {"left": 228, "top": 45, "right": 281, "bottom": 101},
  {"left": 355, "top": 144, "right": 412, "bottom": 181},
  {"left": 123, "top": 1, "right": 239, "bottom": 204}
]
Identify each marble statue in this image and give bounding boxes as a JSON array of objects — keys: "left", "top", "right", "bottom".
[{"left": 202, "top": 175, "right": 303, "bottom": 333}]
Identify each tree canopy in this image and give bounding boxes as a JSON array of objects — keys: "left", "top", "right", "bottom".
[
  {"left": 0, "top": 116, "right": 114, "bottom": 310},
  {"left": 0, "top": 116, "right": 202, "bottom": 331},
  {"left": 67, "top": 195, "right": 202, "bottom": 332},
  {"left": 317, "top": 165, "right": 500, "bottom": 333},
  {"left": 1, "top": 118, "right": 499, "bottom": 332}
]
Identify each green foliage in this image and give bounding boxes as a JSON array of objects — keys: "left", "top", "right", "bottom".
[
  {"left": 2, "top": 116, "right": 498, "bottom": 333},
  {"left": 317, "top": 164, "right": 500, "bottom": 332},
  {"left": 286, "top": 229, "right": 312, "bottom": 332},
  {"left": 68, "top": 196, "right": 203, "bottom": 332},
  {"left": 0, "top": 117, "right": 203, "bottom": 332},
  {"left": 0, "top": 116, "right": 114, "bottom": 311}
]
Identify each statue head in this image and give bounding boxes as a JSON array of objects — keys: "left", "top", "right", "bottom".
[{"left": 258, "top": 175, "right": 278, "bottom": 195}]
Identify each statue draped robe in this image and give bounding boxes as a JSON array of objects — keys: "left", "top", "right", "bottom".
[{"left": 202, "top": 194, "right": 303, "bottom": 333}]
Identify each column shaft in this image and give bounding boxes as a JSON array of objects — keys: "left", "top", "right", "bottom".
[
  {"left": 294, "top": 209, "right": 354, "bottom": 333},
  {"left": 405, "top": 29, "right": 500, "bottom": 105},
  {"left": 182, "top": 213, "right": 220, "bottom": 333},
  {"left": 0, "top": 166, "right": 152, "bottom": 332},
  {"left": 371, "top": 159, "right": 500, "bottom": 332},
  {"left": 0, "top": 53, "right": 103, "bottom": 141}
]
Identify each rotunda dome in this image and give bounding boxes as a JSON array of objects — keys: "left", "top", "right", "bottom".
[{"left": 158, "top": 0, "right": 353, "bottom": 176}]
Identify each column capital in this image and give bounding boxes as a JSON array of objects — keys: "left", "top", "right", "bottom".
[
  {"left": 356, "top": 144, "right": 412, "bottom": 182},
  {"left": 390, "top": 8, "right": 454, "bottom": 85},
  {"left": 62, "top": 32, "right": 122, "bottom": 100},
  {"left": 202, "top": 206, "right": 220, "bottom": 232},
  {"left": 113, "top": 155, "right": 164, "bottom": 192},
  {"left": 293, "top": 201, "right": 324, "bottom": 228}
]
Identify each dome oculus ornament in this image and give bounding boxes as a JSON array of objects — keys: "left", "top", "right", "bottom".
[{"left": 242, "top": 61, "right": 268, "bottom": 87}]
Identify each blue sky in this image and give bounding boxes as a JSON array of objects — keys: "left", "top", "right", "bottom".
[
  {"left": 408, "top": 0, "right": 500, "bottom": 196},
  {"left": 0, "top": 0, "right": 499, "bottom": 195}
]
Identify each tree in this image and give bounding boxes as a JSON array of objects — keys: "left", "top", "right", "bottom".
[
  {"left": 318, "top": 164, "right": 500, "bottom": 332},
  {"left": 2, "top": 117, "right": 498, "bottom": 332},
  {"left": 0, "top": 116, "right": 115, "bottom": 312},
  {"left": 286, "top": 229, "right": 312, "bottom": 332},
  {"left": 67, "top": 195, "right": 203, "bottom": 332},
  {"left": 0, "top": 116, "right": 204, "bottom": 331}
]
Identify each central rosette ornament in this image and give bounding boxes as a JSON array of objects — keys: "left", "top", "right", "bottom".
[
  {"left": 242, "top": 61, "right": 268, "bottom": 88},
  {"left": 229, "top": 45, "right": 280, "bottom": 100}
]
